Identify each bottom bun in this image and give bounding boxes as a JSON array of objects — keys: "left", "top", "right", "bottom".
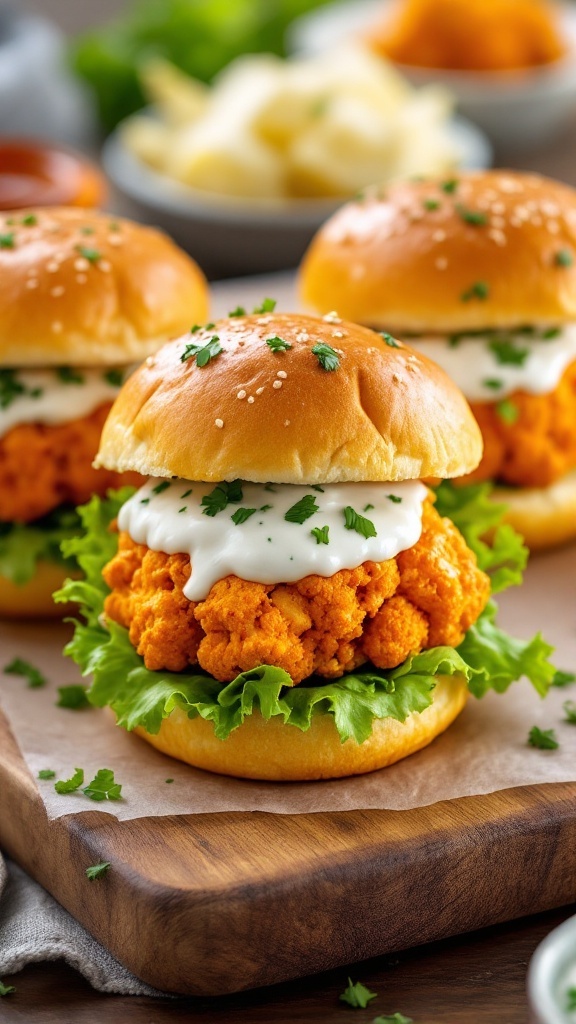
[
  {"left": 495, "top": 468, "right": 576, "bottom": 551},
  {"left": 0, "top": 561, "right": 72, "bottom": 618},
  {"left": 134, "top": 673, "right": 468, "bottom": 780}
]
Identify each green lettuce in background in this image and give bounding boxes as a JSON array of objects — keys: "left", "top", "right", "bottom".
[
  {"left": 0, "top": 506, "right": 81, "bottom": 586},
  {"left": 55, "top": 484, "right": 555, "bottom": 744},
  {"left": 72, "top": 0, "right": 334, "bottom": 131}
]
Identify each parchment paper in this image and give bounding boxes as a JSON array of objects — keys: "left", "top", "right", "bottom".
[
  {"left": 0, "top": 272, "right": 575, "bottom": 820},
  {"left": 1, "top": 542, "right": 575, "bottom": 821}
]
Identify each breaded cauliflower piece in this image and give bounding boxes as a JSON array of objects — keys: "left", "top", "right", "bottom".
[
  {"left": 465, "top": 360, "right": 576, "bottom": 488},
  {"left": 103, "top": 499, "right": 490, "bottom": 683},
  {"left": 0, "top": 404, "right": 142, "bottom": 523}
]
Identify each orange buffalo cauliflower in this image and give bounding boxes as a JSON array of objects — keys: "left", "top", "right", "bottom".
[
  {"left": 0, "top": 404, "right": 142, "bottom": 523},
  {"left": 103, "top": 499, "right": 490, "bottom": 684},
  {"left": 465, "top": 360, "right": 576, "bottom": 488}
]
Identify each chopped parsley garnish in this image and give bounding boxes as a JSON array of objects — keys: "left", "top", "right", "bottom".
[
  {"left": 496, "top": 399, "right": 519, "bottom": 425},
  {"left": 311, "top": 525, "right": 329, "bottom": 544},
  {"left": 552, "top": 670, "right": 576, "bottom": 686},
  {"left": 166, "top": 778, "right": 174, "bottom": 783},
  {"left": 140, "top": 497, "right": 150, "bottom": 504},
  {"left": 181, "top": 488, "right": 193, "bottom": 498},
  {"left": 56, "top": 685, "right": 89, "bottom": 709},
  {"left": 152, "top": 481, "right": 171, "bottom": 495},
  {"left": 231, "top": 507, "right": 257, "bottom": 525},
  {"left": 54, "top": 767, "right": 84, "bottom": 794},
  {"left": 563, "top": 700, "right": 576, "bottom": 723},
  {"left": 260, "top": 504, "right": 273, "bottom": 511},
  {"left": 190, "top": 324, "right": 202, "bottom": 333},
  {"left": 339, "top": 978, "right": 378, "bottom": 1009},
  {"left": 311, "top": 342, "right": 340, "bottom": 371},
  {"left": 528, "top": 726, "right": 559, "bottom": 750},
  {"left": 482, "top": 378, "right": 504, "bottom": 391},
  {"left": 38, "top": 769, "right": 56, "bottom": 780},
  {"left": 542, "top": 327, "right": 561, "bottom": 339},
  {"left": 178, "top": 506, "right": 187, "bottom": 513},
  {"left": 284, "top": 495, "right": 320, "bottom": 524},
  {"left": 0, "top": 233, "right": 15, "bottom": 248},
  {"left": 455, "top": 204, "right": 488, "bottom": 226},
  {"left": 79, "top": 225, "right": 95, "bottom": 235},
  {"left": 75, "top": 245, "right": 101, "bottom": 263},
  {"left": 201, "top": 480, "right": 243, "bottom": 516},
  {"left": 21, "top": 214, "right": 38, "bottom": 226},
  {"left": 387, "top": 494, "right": 402, "bottom": 503},
  {"left": 229, "top": 305, "right": 246, "bottom": 317},
  {"left": 488, "top": 337, "right": 529, "bottom": 366},
  {"left": 0, "top": 369, "right": 26, "bottom": 409},
  {"left": 57, "top": 366, "right": 85, "bottom": 385},
  {"left": 311, "top": 485, "right": 324, "bottom": 492},
  {"left": 343, "top": 506, "right": 377, "bottom": 538},
  {"left": 108, "top": 222, "right": 120, "bottom": 231},
  {"left": 264, "top": 483, "right": 277, "bottom": 492},
  {"left": 181, "top": 335, "right": 222, "bottom": 367},
  {"left": 423, "top": 198, "right": 440, "bottom": 211},
  {"left": 379, "top": 332, "right": 401, "bottom": 348},
  {"left": 253, "top": 298, "right": 276, "bottom": 313},
  {"left": 0, "top": 982, "right": 15, "bottom": 997},
  {"left": 554, "top": 249, "right": 573, "bottom": 267},
  {"left": 567, "top": 987, "right": 576, "bottom": 1011},
  {"left": 4, "top": 657, "right": 46, "bottom": 688},
  {"left": 266, "top": 336, "right": 292, "bottom": 352},
  {"left": 461, "top": 281, "right": 489, "bottom": 302},
  {"left": 83, "top": 768, "right": 122, "bottom": 801},
  {"left": 364, "top": 503, "right": 375, "bottom": 511},
  {"left": 448, "top": 333, "right": 463, "bottom": 347},
  {"left": 373, "top": 1015, "right": 413, "bottom": 1024},
  {"left": 86, "top": 862, "right": 111, "bottom": 881},
  {"left": 103, "top": 368, "right": 124, "bottom": 386},
  {"left": 441, "top": 178, "right": 459, "bottom": 193}
]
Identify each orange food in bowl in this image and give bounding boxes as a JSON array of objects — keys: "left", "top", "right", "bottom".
[
  {"left": 0, "top": 140, "right": 106, "bottom": 210},
  {"left": 370, "top": 0, "right": 566, "bottom": 71}
]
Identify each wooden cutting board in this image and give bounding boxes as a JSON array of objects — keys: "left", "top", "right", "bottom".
[{"left": 2, "top": 710, "right": 576, "bottom": 997}]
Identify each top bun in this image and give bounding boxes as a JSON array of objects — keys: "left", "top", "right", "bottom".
[
  {"left": 0, "top": 207, "right": 208, "bottom": 367},
  {"left": 96, "top": 311, "right": 482, "bottom": 483},
  {"left": 300, "top": 171, "right": 576, "bottom": 333}
]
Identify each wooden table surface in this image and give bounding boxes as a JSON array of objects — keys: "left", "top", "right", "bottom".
[{"left": 2, "top": 902, "right": 573, "bottom": 1023}]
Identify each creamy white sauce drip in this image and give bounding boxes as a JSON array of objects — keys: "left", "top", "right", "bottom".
[
  {"left": 0, "top": 366, "right": 129, "bottom": 437},
  {"left": 405, "top": 324, "right": 576, "bottom": 402},
  {"left": 118, "top": 479, "right": 428, "bottom": 602}
]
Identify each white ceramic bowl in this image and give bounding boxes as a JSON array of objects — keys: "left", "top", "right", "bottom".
[
  {"left": 289, "top": 0, "right": 576, "bottom": 150},
  {"left": 102, "top": 113, "right": 491, "bottom": 278},
  {"left": 528, "top": 913, "right": 576, "bottom": 1023}
]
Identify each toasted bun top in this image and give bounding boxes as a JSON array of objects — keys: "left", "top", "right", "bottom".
[
  {"left": 300, "top": 171, "right": 576, "bottom": 332},
  {"left": 0, "top": 207, "right": 208, "bottom": 366},
  {"left": 96, "top": 312, "right": 482, "bottom": 483}
]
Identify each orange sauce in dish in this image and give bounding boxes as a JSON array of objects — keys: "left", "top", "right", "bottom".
[{"left": 0, "top": 141, "right": 106, "bottom": 210}]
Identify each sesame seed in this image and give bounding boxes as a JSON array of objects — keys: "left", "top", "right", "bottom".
[
  {"left": 25, "top": 279, "right": 38, "bottom": 289},
  {"left": 273, "top": 380, "right": 283, "bottom": 389},
  {"left": 98, "top": 259, "right": 112, "bottom": 273},
  {"left": 50, "top": 285, "right": 65, "bottom": 297},
  {"left": 51, "top": 321, "right": 62, "bottom": 334},
  {"left": 26, "top": 267, "right": 36, "bottom": 277},
  {"left": 76, "top": 274, "right": 87, "bottom": 284},
  {"left": 74, "top": 258, "right": 89, "bottom": 272},
  {"left": 255, "top": 387, "right": 264, "bottom": 395},
  {"left": 435, "top": 257, "right": 448, "bottom": 270},
  {"left": 491, "top": 202, "right": 505, "bottom": 214},
  {"left": 284, "top": 419, "right": 290, "bottom": 426},
  {"left": 323, "top": 311, "right": 341, "bottom": 323},
  {"left": 488, "top": 229, "right": 507, "bottom": 247},
  {"left": 46, "top": 261, "right": 59, "bottom": 273},
  {"left": 145, "top": 356, "right": 155, "bottom": 367},
  {"left": 247, "top": 396, "right": 255, "bottom": 404},
  {"left": 432, "top": 229, "right": 446, "bottom": 243},
  {"left": 237, "top": 389, "right": 247, "bottom": 400},
  {"left": 332, "top": 330, "right": 344, "bottom": 338},
  {"left": 296, "top": 332, "right": 309, "bottom": 342},
  {"left": 276, "top": 370, "right": 287, "bottom": 379},
  {"left": 547, "top": 221, "right": 560, "bottom": 234},
  {"left": 392, "top": 373, "right": 403, "bottom": 384},
  {"left": 214, "top": 418, "right": 224, "bottom": 429},
  {"left": 108, "top": 235, "right": 123, "bottom": 246}
]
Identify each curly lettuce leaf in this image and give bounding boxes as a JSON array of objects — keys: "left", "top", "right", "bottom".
[
  {"left": 0, "top": 506, "right": 81, "bottom": 585},
  {"left": 55, "top": 490, "right": 556, "bottom": 745},
  {"left": 433, "top": 480, "right": 528, "bottom": 593}
]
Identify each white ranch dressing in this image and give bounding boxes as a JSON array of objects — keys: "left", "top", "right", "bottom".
[
  {"left": 0, "top": 366, "right": 128, "bottom": 438},
  {"left": 118, "top": 478, "right": 428, "bottom": 602},
  {"left": 405, "top": 324, "right": 576, "bottom": 402}
]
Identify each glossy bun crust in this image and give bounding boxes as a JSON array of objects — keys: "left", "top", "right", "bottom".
[
  {"left": 300, "top": 171, "right": 576, "bottom": 332},
  {"left": 96, "top": 312, "right": 483, "bottom": 483},
  {"left": 496, "top": 469, "right": 576, "bottom": 550},
  {"left": 0, "top": 207, "right": 208, "bottom": 366},
  {"left": 135, "top": 673, "right": 468, "bottom": 780},
  {"left": 0, "top": 562, "right": 74, "bottom": 618}
]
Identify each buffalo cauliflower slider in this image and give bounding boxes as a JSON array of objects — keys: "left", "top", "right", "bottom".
[
  {"left": 300, "top": 170, "right": 576, "bottom": 549},
  {"left": 58, "top": 311, "right": 555, "bottom": 781},
  {"left": 0, "top": 207, "right": 208, "bottom": 616}
]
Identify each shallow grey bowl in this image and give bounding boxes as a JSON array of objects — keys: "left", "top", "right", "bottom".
[
  {"left": 102, "top": 114, "right": 491, "bottom": 279},
  {"left": 528, "top": 913, "right": 576, "bottom": 1023}
]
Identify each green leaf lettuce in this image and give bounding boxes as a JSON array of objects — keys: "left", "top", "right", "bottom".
[{"left": 0, "top": 506, "right": 81, "bottom": 585}]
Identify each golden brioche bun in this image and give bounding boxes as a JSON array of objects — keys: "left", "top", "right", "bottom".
[
  {"left": 95, "top": 312, "right": 482, "bottom": 483},
  {"left": 300, "top": 171, "right": 576, "bottom": 332},
  {"left": 0, "top": 561, "right": 74, "bottom": 618},
  {"left": 0, "top": 207, "right": 208, "bottom": 366},
  {"left": 495, "top": 469, "right": 576, "bottom": 550},
  {"left": 134, "top": 673, "right": 468, "bottom": 780}
]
